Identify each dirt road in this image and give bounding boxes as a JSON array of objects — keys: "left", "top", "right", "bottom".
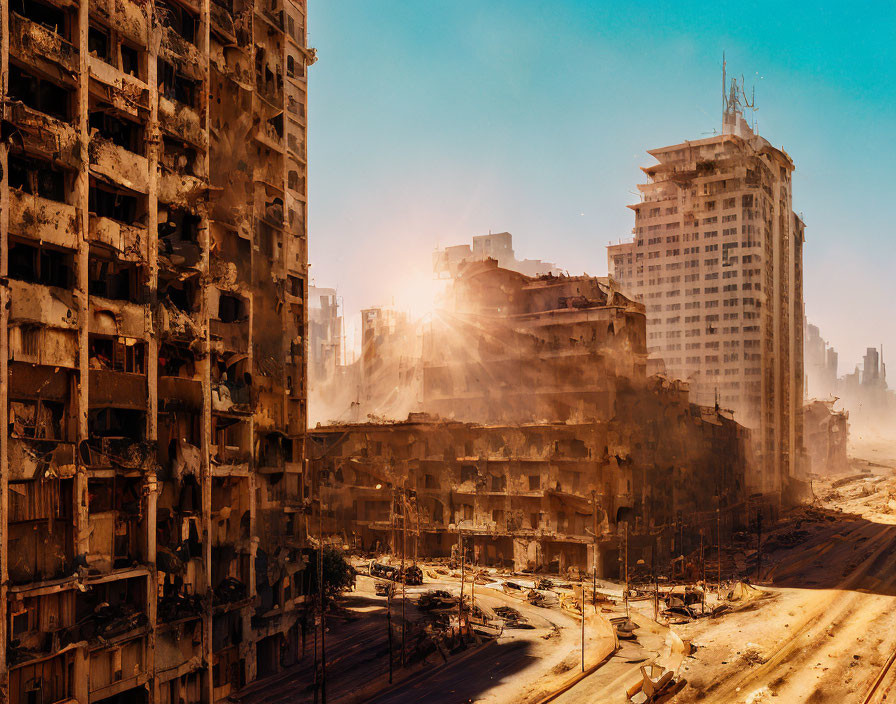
[{"left": 669, "top": 449, "right": 896, "bottom": 704}]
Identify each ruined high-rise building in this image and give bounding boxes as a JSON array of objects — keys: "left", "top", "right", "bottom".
[
  {"left": 608, "top": 83, "right": 805, "bottom": 496},
  {"left": 0, "top": 0, "right": 312, "bottom": 700},
  {"left": 308, "top": 286, "right": 342, "bottom": 385}
]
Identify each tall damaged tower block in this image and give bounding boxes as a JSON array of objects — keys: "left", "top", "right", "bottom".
[
  {"left": 0, "top": 0, "right": 312, "bottom": 700},
  {"left": 310, "top": 261, "right": 755, "bottom": 580},
  {"left": 608, "top": 84, "right": 805, "bottom": 499}
]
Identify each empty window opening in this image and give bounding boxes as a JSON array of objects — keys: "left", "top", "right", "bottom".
[
  {"left": 158, "top": 59, "right": 198, "bottom": 106},
  {"left": 7, "top": 65, "right": 72, "bottom": 121},
  {"left": 120, "top": 42, "right": 140, "bottom": 77},
  {"left": 9, "top": 240, "right": 73, "bottom": 287},
  {"left": 90, "top": 109, "right": 145, "bottom": 153},
  {"left": 159, "top": 207, "right": 200, "bottom": 242},
  {"left": 88, "top": 252, "right": 144, "bottom": 303},
  {"left": 6, "top": 155, "right": 67, "bottom": 201},
  {"left": 160, "top": 275, "right": 200, "bottom": 313},
  {"left": 158, "top": 343, "right": 196, "bottom": 377},
  {"left": 88, "top": 24, "right": 110, "bottom": 61},
  {"left": 217, "top": 293, "right": 247, "bottom": 323},
  {"left": 87, "top": 407, "right": 146, "bottom": 440},
  {"left": 89, "top": 335, "right": 146, "bottom": 373},
  {"left": 13, "top": 0, "right": 68, "bottom": 37},
  {"left": 89, "top": 183, "right": 141, "bottom": 224},
  {"left": 156, "top": 0, "right": 198, "bottom": 43}
]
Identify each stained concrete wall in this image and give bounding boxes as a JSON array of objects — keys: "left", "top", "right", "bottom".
[{"left": 1, "top": 0, "right": 312, "bottom": 700}]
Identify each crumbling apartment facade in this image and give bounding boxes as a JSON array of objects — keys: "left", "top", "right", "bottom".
[
  {"left": 803, "top": 400, "right": 848, "bottom": 476},
  {"left": 0, "top": 0, "right": 312, "bottom": 701},
  {"left": 607, "top": 84, "right": 805, "bottom": 497},
  {"left": 310, "top": 262, "right": 753, "bottom": 577}
]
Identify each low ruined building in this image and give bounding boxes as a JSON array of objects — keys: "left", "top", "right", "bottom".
[
  {"left": 308, "top": 388, "right": 752, "bottom": 578},
  {"left": 1, "top": 0, "right": 313, "bottom": 700},
  {"left": 803, "top": 400, "right": 849, "bottom": 476},
  {"left": 309, "top": 262, "right": 757, "bottom": 577}
]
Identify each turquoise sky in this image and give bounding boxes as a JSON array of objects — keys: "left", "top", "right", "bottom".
[{"left": 307, "top": 1, "right": 895, "bottom": 372}]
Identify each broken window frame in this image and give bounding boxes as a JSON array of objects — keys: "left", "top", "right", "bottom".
[
  {"left": 6, "top": 154, "right": 70, "bottom": 202},
  {"left": 7, "top": 63, "right": 74, "bottom": 122},
  {"left": 9, "top": 398, "right": 66, "bottom": 440},
  {"left": 89, "top": 335, "right": 147, "bottom": 374}
]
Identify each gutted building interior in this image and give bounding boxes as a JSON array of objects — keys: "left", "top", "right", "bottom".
[
  {"left": 0, "top": 0, "right": 313, "bottom": 700},
  {"left": 309, "top": 262, "right": 756, "bottom": 577}
]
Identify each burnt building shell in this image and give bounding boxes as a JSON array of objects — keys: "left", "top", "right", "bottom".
[
  {"left": 309, "top": 380, "right": 752, "bottom": 576},
  {"left": 1, "top": 0, "right": 312, "bottom": 701},
  {"left": 310, "top": 262, "right": 757, "bottom": 576}
]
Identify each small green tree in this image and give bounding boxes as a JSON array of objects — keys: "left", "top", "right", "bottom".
[{"left": 320, "top": 546, "right": 355, "bottom": 598}]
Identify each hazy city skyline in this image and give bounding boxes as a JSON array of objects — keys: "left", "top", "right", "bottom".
[{"left": 308, "top": 0, "right": 895, "bottom": 370}]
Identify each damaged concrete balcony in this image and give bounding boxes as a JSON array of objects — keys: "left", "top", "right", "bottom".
[
  {"left": 210, "top": 0, "right": 238, "bottom": 44},
  {"left": 159, "top": 26, "right": 204, "bottom": 84},
  {"left": 88, "top": 58, "right": 150, "bottom": 119},
  {"left": 9, "top": 9, "right": 79, "bottom": 80},
  {"left": 155, "top": 624, "right": 204, "bottom": 696},
  {"left": 212, "top": 43, "right": 254, "bottom": 89},
  {"left": 8, "top": 188, "right": 79, "bottom": 251},
  {"left": 6, "top": 61, "right": 75, "bottom": 129},
  {"left": 158, "top": 94, "right": 204, "bottom": 150},
  {"left": 255, "top": 0, "right": 285, "bottom": 33},
  {"left": 3, "top": 101, "right": 81, "bottom": 169},
  {"left": 89, "top": 136, "right": 149, "bottom": 195},
  {"left": 160, "top": 170, "right": 207, "bottom": 208},
  {"left": 83, "top": 404, "right": 152, "bottom": 476},
  {"left": 89, "top": 214, "right": 148, "bottom": 263},
  {"left": 7, "top": 241, "right": 78, "bottom": 334}
]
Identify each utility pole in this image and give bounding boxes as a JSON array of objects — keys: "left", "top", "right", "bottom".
[
  {"left": 386, "top": 587, "right": 393, "bottom": 684},
  {"left": 458, "top": 527, "right": 464, "bottom": 637},
  {"left": 591, "top": 490, "right": 597, "bottom": 606},
  {"left": 581, "top": 584, "right": 585, "bottom": 672},
  {"left": 401, "top": 488, "right": 407, "bottom": 668},
  {"left": 756, "top": 508, "right": 763, "bottom": 580},
  {"left": 318, "top": 478, "right": 327, "bottom": 703},
  {"left": 624, "top": 520, "right": 630, "bottom": 620},
  {"left": 717, "top": 503, "right": 722, "bottom": 598},
  {"left": 414, "top": 492, "right": 420, "bottom": 564},
  {"left": 700, "top": 528, "right": 706, "bottom": 614}
]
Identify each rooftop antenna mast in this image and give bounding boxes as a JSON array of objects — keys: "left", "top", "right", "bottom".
[{"left": 721, "top": 51, "right": 726, "bottom": 130}]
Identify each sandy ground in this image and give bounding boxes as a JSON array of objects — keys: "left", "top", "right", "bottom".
[{"left": 664, "top": 442, "right": 896, "bottom": 704}]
